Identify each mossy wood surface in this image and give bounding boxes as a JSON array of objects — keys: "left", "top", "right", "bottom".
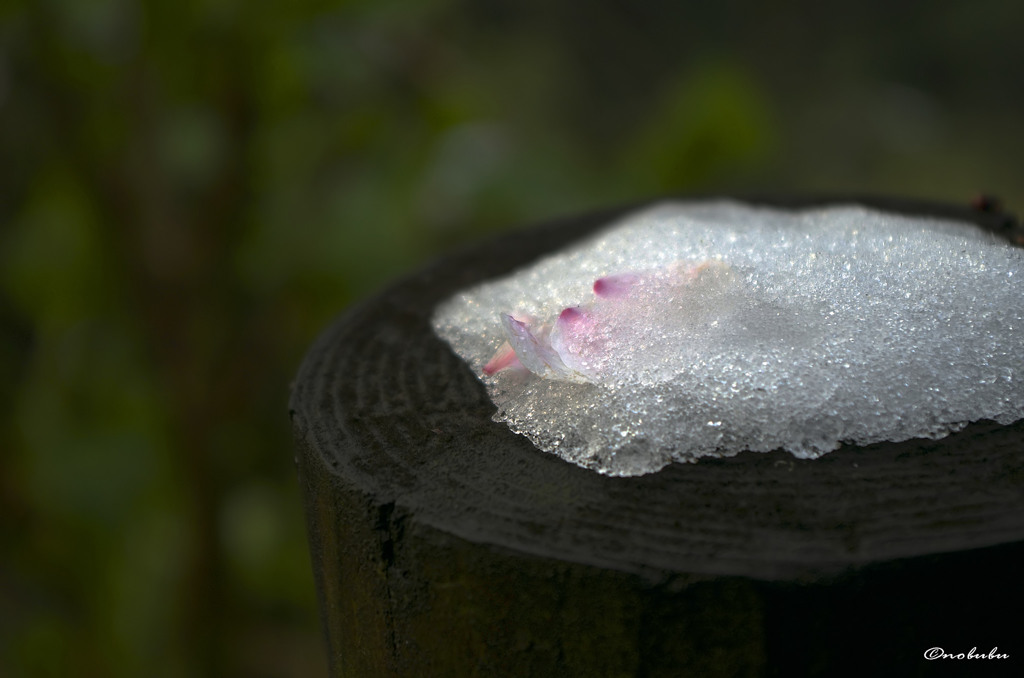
[{"left": 291, "top": 196, "right": 1024, "bottom": 677}]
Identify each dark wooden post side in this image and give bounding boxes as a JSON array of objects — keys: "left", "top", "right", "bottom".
[{"left": 290, "top": 196, "right": 1024, "bottom": 677}]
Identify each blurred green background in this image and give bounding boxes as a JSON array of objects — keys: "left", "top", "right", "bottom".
[{"left": 1, "top": 1, "right": 1022, "bottom": 676}]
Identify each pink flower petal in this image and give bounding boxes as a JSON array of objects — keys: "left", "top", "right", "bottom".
[
  {"left": 593, "top": 273, "right": 641, "bottom": 298},
  {"left": 500, "top": 314, "right": 573, "bottom": 378},
  {"left": 483, "top": 341, "right": 523, "bottom": 375},
  {"left": 554, "top": 306, "right": 597, "bottom": 339},
  {"left": 489, "top": 260, "right": 734, "bottom": 383}
]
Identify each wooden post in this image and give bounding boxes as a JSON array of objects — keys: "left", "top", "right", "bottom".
[{"left": 290, "top": 196, "right": 1024, "bottom": 677}]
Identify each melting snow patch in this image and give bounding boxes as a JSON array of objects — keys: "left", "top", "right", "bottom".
[{"left": 432, "top": 201, "right": 1024, "bottom": 476}]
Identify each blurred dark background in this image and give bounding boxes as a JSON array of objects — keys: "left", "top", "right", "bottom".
[{"left": 1, "top": 1, "right": 1021, "bottom": 676}]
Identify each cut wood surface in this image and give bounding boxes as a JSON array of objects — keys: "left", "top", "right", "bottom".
[{"left": 291, "top": 195, "right": 1024, "bottom": 677}]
